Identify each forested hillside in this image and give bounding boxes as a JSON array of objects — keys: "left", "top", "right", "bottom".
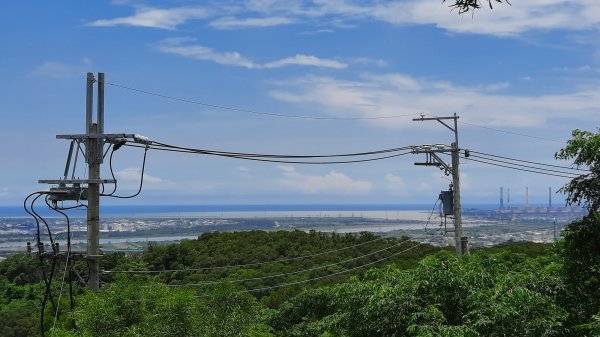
[{"left": 1, "top": 226, "right": 599, "bottom": 337}]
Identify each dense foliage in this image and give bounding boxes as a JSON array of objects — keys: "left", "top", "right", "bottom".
[
  {"left": 555, "top": 128, "right": 600, "bottom": 211},
  {"left": 2, "top": 229, "right": 599, "bottom": 337}
]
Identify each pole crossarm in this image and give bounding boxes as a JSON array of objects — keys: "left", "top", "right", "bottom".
[
  {"left": 56, "top": 133, "right": 136, "bottom": 140},
  {"left": 38, "top": 179, "right": 116, "bottom": 184},
  {"left": 412, "top": 152, "right": 452, "bottom": 175},
  {"left": 412, "top": 115, "right": 458, "bottom": 133}
]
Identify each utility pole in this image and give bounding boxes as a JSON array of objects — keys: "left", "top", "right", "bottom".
[
  {"left": 38, "top": 72, "right": 148, "bottom": 291},
  {"left": 412, "top": 113, "right": 466, "bottom": 256},
  {"left": 86, "top": 72, "right": 102, "bottom": 291}
]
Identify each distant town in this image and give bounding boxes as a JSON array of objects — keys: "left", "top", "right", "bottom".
[{"left": 0, "top": 203, "right": 587, "bottom": 258}]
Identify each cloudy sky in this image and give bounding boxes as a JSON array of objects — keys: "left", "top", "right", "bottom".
[{"left": 1, "top": 0, "right": 599, "bottom": 208}]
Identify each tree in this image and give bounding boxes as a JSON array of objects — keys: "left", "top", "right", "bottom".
[
  {"left": 443, "top": 0, "right": 511, "bottom": 14},
  {"left": 555, "top": 129, "right": 600, "bottom": 212},
  {"left": 555, "top": 128, "right": 600, "bottom": 327}
]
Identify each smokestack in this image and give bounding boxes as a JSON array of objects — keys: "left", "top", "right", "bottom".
[
  {"left": 549, "top": 187, "right": 552, "bottom": 208},
  {"left": 507, "top": 188, "right": 510, "bottom": 209},
  {"left": 500, "top": 187, "right": 504, "bottom": 208},
  {"left": 526, "top": 187, "right": 530, "bottom": 208}
]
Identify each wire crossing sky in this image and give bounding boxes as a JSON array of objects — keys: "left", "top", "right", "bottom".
[{"left": 1, "top": 1, "right": 599, "bottom": 206}]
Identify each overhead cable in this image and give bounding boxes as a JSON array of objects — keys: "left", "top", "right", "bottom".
[
  {"left": 125, "top": 142, "right": 414, "bottom": 165},
  {"left": 167, "top": 236, "right": 416, "bottom": 287},
  {"left": 461, "top": 121, "right": 566, "bottom": 143},
  {"left": 236, "top": 235, "right": 437, "bottom": 295},
  {"left": 104, "top": 81, "right": 419, "bottom": 120},
  {"left": 108, "top": 234, "right": 393, "bottom": 274},
  {"left": 462, "top": 156, "right": 579, "bottom": 179},
  {"left": 468, "top": 150, "right": 590, "bottom": 172},
  {"left": 467, "top": 153, "right": 583, "bottom": 177}
]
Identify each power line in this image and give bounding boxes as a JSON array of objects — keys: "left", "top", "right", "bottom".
[
  {"left": 167, "top": 236, "right": 417, "bottom": 287},
  {"left": 238, "top": 236, "right": 437, "bottom": 294},
  {"left": 104, "top": 81, "right": 420, "bottom": 121},
  {"left": 107, "top": 234, "right": 394, "bottom": 274},
  {"left": 467, "top": 153, "right": 583, "bottom": 177},
  {"left": 461, "top": 156, "right": 578, "bottom": 179},
  {"left": 461, "top": 121, "right": 566, "bottom": 143},
  {"left": 150, "top": 140, "right": 412, "bottom": 159},
  {"left": 125, "top": 142, "right": 414, "bottom": 165},
  {"left": 468, "top": 150, "right": 589, "bottom": 172}
]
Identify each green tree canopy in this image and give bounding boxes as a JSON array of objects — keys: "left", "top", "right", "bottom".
[{"left": 556, "top": 129, "right": 600, "bottom": 212}]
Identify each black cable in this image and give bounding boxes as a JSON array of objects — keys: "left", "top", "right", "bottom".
[
  {"left": 101, "top": 147, "right": 118, "bottom": 196},
  {"left": 104, "top": 81, "right": 419, "bottom": 120},
  {"left": 31, "top": 194, "right": 54, "bottom": 245},
  {"left": 150, "top": 140, "right": 413, "bottom": 159},
  {"left": 23, "top": 192, "right": 45, "bottom": 244},
  {"left": 467, "top": 153, "right": 583, "bottom": 177},
  {"left": 40, "top": 255, "right": 58, "bottom": 337},
  {"left": 467, "top": 150, "right": 590, "bottom": 172},
  {"left": 202, "top": 151, "right": 413, "bottom": 165},
  {"left": 126, "top": 143, "right": 412, "bottom": 165},
  {"left": 462, "top": 156, "right": 578, "bottom": 179},
  {"left": 47, "top": 200, "right": 75, "bottom": 310},
  {"left": 103, "top": 146, "right": 148, "bottom": 199}
]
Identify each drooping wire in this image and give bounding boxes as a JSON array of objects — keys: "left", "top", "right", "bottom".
[
  {"left": 52, "top": 252, "right": 70, "bottom": 330},
  {"left": 461, "top": 155, "right": 579, "bottom": 179},
  {"left": 102, "top": 145, "right": 148, "bottom": 199},
  {"left": 246, "top": 238, "right": 435, "bottom": 294},
  {"left": 423, "top": 197, "right": 441, "bottom": 234},
  {"left": 461, "top": 121, "right": 566, "bottom": 143},
  {"left": 196, "top": 231, "right": 441, "bottom": 296},
  {"left": 104, "top": 81, "right": 421, "bottom": 121},
  {"left": 108, "top": 234, "right": 394, "bottom": 274},
  {"left": 31, "top": 193, "right": 54, "bottom": 245},
  {"left": 467, "top": 150, "right": 590, "bottom": 172},
  {"left": 167, "top": 235, "right": 416, "bottom": 287},
  {"left": 150, "top": 140, "right": 413, "bottom": 159},
  {"left": 46, "top": 198, "right": 77, "bottom": 311},
  {"left": 23, "top": 192, "right": 58, "bottom": 337},
  {"left": 125, "top": 142, "right": 413, "bottom": 165},
  {"left": 466, "top": 153, "right": 582, "bottom": 177}
]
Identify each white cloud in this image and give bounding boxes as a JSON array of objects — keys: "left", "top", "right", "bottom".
[
  {"left": 263, "top": 54, "right": 347, "bottom": 69},
  {"left": 269, "top": 73, "right": 600, "bottom": 129},
  {"left": 223, "top": 1, "right": 600, "bottom": 37},
  {"left": 277, "top": 165, "right": 372, "bottom": 194},
  {"left": 116, "top": 168, "right": 162, "bottom": 184},
  {"left": 384, "top": 173, "right": 406, "bottom": 193},
  {"left": 31, "top": 58, "right": 93, "bottom": 79},
  {"left": 88, "top": 6, "right": 208, "bottom": 29},
  {"left": 209, "top": 16, "right": 294, "bottom": 29},
  {"left": 155, "top": 38, "right": 257, "bottom": 68},
  {"left": 155, "top": 38, "right": 347, "bottom": 69},
  {"left": 92, "top": 1, "right": 600, "bottom": 37}
]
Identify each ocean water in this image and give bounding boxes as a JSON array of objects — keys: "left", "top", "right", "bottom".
[{"left": 0, "top": 203, "right": 499, "bottom": 218}]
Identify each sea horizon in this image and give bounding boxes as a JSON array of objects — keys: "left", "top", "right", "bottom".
[{"left": 1, "top": 202, "right": 521, "bottom": 218}]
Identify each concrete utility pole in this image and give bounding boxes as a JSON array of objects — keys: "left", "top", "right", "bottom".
[
  {"left": 39, "top": 72, "right": 147, "bottom": 291},
  {"left": 86, "top": 73, "right": 103, "bottom": 291},
  {"left": 412, "top": 113, "right": 466, "bottom": 256}
]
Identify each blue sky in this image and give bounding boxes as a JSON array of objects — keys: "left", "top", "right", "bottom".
[{"left": 1, "top": 0, "right": 599, "bottom": 207}]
